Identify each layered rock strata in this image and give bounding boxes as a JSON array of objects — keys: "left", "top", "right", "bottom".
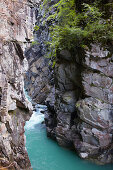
[{"left": 0, "top": 0, "right": 38, "bottom": 169}]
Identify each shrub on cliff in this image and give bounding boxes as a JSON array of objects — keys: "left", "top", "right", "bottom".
[{"left": 43, "top": 0, "right": 113, "bottom": 58}]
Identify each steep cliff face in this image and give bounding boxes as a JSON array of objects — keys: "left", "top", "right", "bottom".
[
  {"left": 52, "top": 45, "right": 113, "bottom": 164},
  {"left": 25, "top": 0, "right": 113, "bottom": 165},
  {"left": 0, "top": 0, "right": 37, "bottom": 169},
  {"left": 24, "top": 0, "right": 55, "bottom": 105},
  {"left": 25, "top": 45, "right": 54, "bottom": 105}
]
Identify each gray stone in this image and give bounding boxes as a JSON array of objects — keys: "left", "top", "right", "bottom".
[{"left": 60, "top": 50, "right": 71, "bottom": 61}]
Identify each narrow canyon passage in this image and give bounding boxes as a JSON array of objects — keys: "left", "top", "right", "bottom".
[
  {"left": 24, "top": 0, "right": 113, "bottom": 169},
  {"left": 25, "top": 105, "right": 113, "bottom": 170},
  {"left": 24, "top": 91, "right": 113, "bottom": 170},
  {"left": 0, "top": 0, "right": 113, "bottom": 169}
]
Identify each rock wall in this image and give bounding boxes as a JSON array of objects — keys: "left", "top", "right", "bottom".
[
  {"left": 25, "top": 45, "right": 54, "bottom": 105},
  {"left": 0, "top": 0, "right": 38, "bottom": 169},
  {"left": 52, "top": 45, "right": 113, "bottom": 164},
  {"left": 25, "top": 0, "right": 113, "bottom": 165},
  {"left": 24, "top": 0, "right": 55, "bottom": 105}
]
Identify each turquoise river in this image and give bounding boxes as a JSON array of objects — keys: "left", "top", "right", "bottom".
[{"left": 25, "top": 105, "right": 113, "bottom": 170}]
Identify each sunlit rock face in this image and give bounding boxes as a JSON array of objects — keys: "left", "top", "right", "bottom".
[
  {"left": 24, "top": 0, "right": 113, "bottom": 165},
  {"left": 74, "top": 45, "right": 113, "bottom": 164},
  {"left": 0, "top": 0, "right": 38, "bottom": 169}
]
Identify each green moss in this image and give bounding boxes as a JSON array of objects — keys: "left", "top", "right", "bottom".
[{"left": 76, "top": 103, "right": 81, "bottom": 108}]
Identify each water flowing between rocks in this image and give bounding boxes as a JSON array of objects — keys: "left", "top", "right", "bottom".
[{"left": 25, "top": 104, "right": 113, "bottom": 170}]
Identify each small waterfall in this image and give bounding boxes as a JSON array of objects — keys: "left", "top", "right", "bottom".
[
  {"left": 25, "top": 106, "right": 46, "bottom": 130},
  {"left": 24, "top": 89, "right": 47, "bottom": 130}
]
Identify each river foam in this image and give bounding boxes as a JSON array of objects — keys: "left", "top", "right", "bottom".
[
  {"left": 24, "top": 90, "right": 113, "bottom": 170},
  {"left": 24, "top": 89, "right": 46, "bottom": 130}
]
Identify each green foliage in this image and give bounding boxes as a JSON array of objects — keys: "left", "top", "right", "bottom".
[
  {"left": 42, "top": 20, "right": 46, "bottom": 26},
  {"left": 47, "top": 13, "right": 57, "bottom": 21},
  {"left": 31, "top": 41, "right": 39, "bottom": 46},
  {"left": 52, "top": 60, "right": 56, "bottom": 68},
  {"left": 34, "top": 25, "right": 40, "bottom": 31},
  {"left": 46, "top": 0, "right": 113, "bottom": 58},
  {"left": 43, "top": 0, "right": 51, "bottom": 6},
  {"left": 53, "top": 0, "right": 76, "bottom": 26},
  {"left": 40, "top": 4, "right": 43, "bottom": 10}
]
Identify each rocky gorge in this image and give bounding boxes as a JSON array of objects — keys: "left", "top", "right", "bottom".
[
  {"left": 25, "top": 0, "right": 113, "bottom": 165},
  {"left": 0, "top": 0, "right": 113, "bottom": 169}
]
